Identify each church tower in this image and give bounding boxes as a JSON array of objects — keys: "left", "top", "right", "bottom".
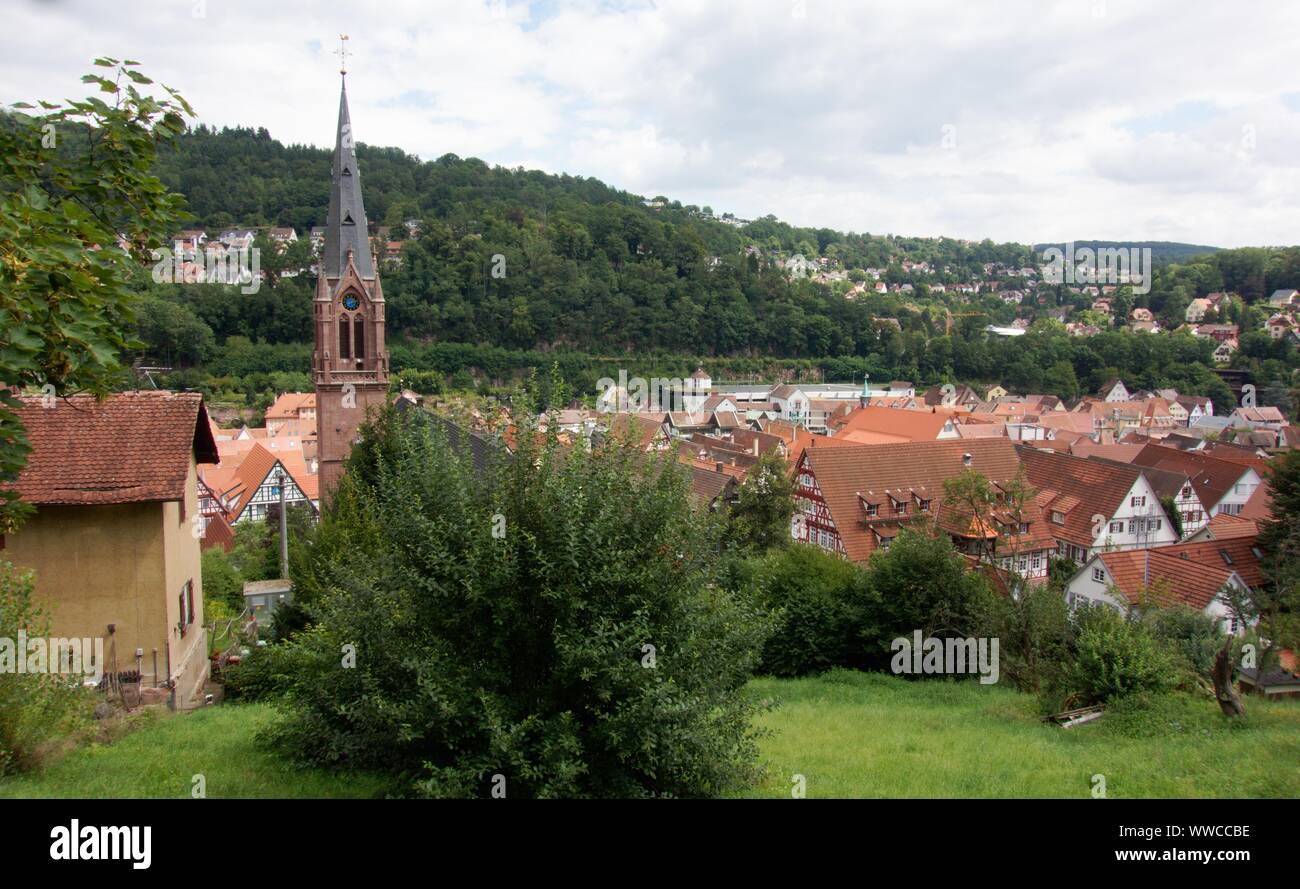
[{"left": 314, "top": 64, "right": 389, "bottom": 498}]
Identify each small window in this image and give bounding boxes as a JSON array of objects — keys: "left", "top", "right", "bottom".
[
  {"left": 1109, "top": 521, "right": 1123, "bottom": 534},
  {"left": 1092, "top": 567, "right": 1106, "bottom": 583},
  {"left": 865, "top": 503, "right": 878, "bottom": 517},
  {"left": 1051, "top": 511, "right": 1065, "bottom": 525},
  {"left": 178, "top": 580, "right": 195, "bottom": 636},
  {"left": 918, "top": 498, "right": 931, "bottom": 513}
]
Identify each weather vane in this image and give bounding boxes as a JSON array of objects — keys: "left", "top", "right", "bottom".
[{"left": 335, "top": 34, "right": 350, "bottom": 76}]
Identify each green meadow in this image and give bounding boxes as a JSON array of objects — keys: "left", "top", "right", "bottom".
[{"left": 3, "top": 671, "right": 1296, "bottom": 799}]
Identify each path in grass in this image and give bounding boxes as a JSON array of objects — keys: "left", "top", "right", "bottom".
[
  {"left": 0, "top": 703, "right": 390, "bottom": 799},
  {"left": 738, "top": 670, "right": 1300, "bottom": 798}
]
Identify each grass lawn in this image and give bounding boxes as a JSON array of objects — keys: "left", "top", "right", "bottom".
[
  {"left": 738, "top": 670, "right": 1300, "bottom": 798},
  {"left": 2, "top": 671, "right": 1296, "bottom": 798},
  {"left": 0, "top": 703, "right": 391, "bottom": 799}
]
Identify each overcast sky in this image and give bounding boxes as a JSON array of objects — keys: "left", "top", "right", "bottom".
[{"left": 7, "top": 0, "right": 1299, "bottom": 247}]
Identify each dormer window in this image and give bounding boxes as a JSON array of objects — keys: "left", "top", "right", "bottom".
[
  {"left": 1051, "top": 510, "right": 1065, "bottom": 525},
  {"left": 864, "top": 503, "right": 878, "bottom": 518},
  {"left": 918, "top": 498, "right": 931, "bottom": 513}
]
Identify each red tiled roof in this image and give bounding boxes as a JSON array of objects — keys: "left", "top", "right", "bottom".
[
  {"left": 830, "top": 405, "right": 951, "bottom": 442},
  {"left": 265, "top": 391, "right": 316, "bottom": 420},
  {"left": 1131, "top": 443, "right": 1256, "bottom": 511},
  {"left": 3, "top": 391, "right": 218, "bottom": 505},
  {"left": 1017, "top": 446, "right": 1146, "bottom": 547},
  {"left": 201, "top": 512, "right": 236, "bottom": 552},
  {"left": 728, "top": 427, "right": 784, "bottom": 456},
  {"left": 607, "top": 414, "right": 663, "bottom": 451},
  {"left": 1095, "top": 549, "right": 1240, "bottom": 611},
  {"left": 1156, "top": 536, "right": 1265, "bottom": 588},
  {"left": 224, "top": 444, "right": 318, "bottom": 520},
  {"left": 1070, "top": 441, "right": 1143, "bottom": 462},
  {"left": 689, "top": 465, "right": 737, "bottom": 505},
  {"left": 799, "top": 439, "right": 1051, "bottom": 563},
  {"left": 1239, "top": 481, "right": 1273, "bottom": 521},
  {"left": 1201, "top": 512, "right": 1259, "bottom": 539}
]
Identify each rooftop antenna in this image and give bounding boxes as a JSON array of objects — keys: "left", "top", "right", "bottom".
[
  {"left": 137, "top": 366, "right": 171, "bottom": 389},
  {"left": 334, "top": 33, "right": 350, "bottom": 77}
]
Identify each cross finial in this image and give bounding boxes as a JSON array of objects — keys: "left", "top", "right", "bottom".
[{"left": 335, "top": 34, "right": 350, "bottom": 76}]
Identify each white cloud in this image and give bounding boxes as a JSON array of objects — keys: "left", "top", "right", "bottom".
[{"left": 5, "top": 0, "right": 1299, "bottom": 246}]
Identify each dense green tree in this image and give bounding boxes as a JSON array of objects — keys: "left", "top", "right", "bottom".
[{"left": 270, "top": 408, "right": 772, "bottom": 798}]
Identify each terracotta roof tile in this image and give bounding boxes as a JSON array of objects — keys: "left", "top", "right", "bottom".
[
  {"left": 829, "top": 405, "right": 951, "bottom": 442},
  {"left": 3, "top": 391, "right": 217, "bottom": 505},
  {"left": 1131, "top": 443, "right": 1255, "bottom": 510},
  {"left": 1202, "top": 512, "right": 1259, "bottom": 539},
  {"left": 1018, "top": 446, "right": 1146, "bottom": 547},
  {"left": 1096, "top": 549, "right": 1240, "bottom": 611},
  {"left": 200, "top": 511, "right": 236, "bottom": 552},
  {"left": 265, "top": 391, "right": 316, "bottom": 420},
  {"left": 1156, "top": 536, "right": 1265, "bottom": 588},
  {"left": 799, "top": 439, "right": 1050, "bottom": 563}
]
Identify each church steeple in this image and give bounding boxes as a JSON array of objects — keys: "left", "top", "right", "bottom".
[
  {"left": 313, "top": 55, "right": 389, "bottom": 500},
  {"left": 323, "top": 76, "right": 374, "bottom": 280}
]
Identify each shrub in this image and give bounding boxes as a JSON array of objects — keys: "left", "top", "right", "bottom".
[
  {"left": 975, "top": 580, "right": 1072, "bottom": 694},
  {"left": 1060, "top": 605, "right": 1180, "bottom": 705},
  {"left": 861, "top": 529, "right": 996, "bottom": 671},
  {"left": 268, "top": 409, "right": 772, "bottom": 798},
  {"left": 741, "top": 544, "right": 872, "bottom": 677},
  {"left": 1143, "top": 605, "right": 1222, "bottom": 683},
  {"left": 0, "top": 560, "right": 91, "bottom": 773},
  {"left": 200, "top": 548, "right": 244, "bottom": 613},
  {"left": 223, "top": 643, "right": 306, "bottom": 703}
]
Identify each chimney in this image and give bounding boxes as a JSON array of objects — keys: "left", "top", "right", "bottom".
[
  {"left": 963, "top": 452, "right": 973, "bottom": 466},
  {"left": 753, "top": 439, "right": 760, "bottom": 456}
]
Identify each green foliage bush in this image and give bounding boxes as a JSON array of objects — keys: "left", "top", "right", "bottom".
[
  {"left": 0, "top": 561, "right": 91, "bottom": 773},
  {"left": 222, "top": 643, "right": 305, "bottom": 703},
  {"left": 739, "top": 545, "right": 872, "bottom": 677},
  {"left": 267, "top": 409, "right": 772, "bottom": 798},
  {"left": 861, "top": 529, "right": 996, "bottom": 671},
  {"left": 975, "top": 581, "right": 1072, "bottom": 694},
  {"left": 1060, "top": 605, "right": 1180, "bottom": 705},
  {"left": 200, "top": 548, "right": 244, "bottom": 613},
  {"left": 1143, "top": 605, "right": 1222, "bottom": 683}
]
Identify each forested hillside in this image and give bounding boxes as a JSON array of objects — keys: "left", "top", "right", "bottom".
[{"left": 130, "top": 124, "right": 1300, "bottom": 416}]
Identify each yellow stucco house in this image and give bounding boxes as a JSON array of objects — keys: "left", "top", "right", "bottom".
[{"left": 1, "top": 391, "right": 219, "bottom": 706}]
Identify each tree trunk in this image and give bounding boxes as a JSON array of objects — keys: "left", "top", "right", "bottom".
[{"left": 1212, "top": 635, "right": 1246, "bottom": 718}]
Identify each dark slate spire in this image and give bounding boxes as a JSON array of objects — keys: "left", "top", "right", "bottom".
[{"left": 324, "top": 76, "right": 374, "bottom": 279}]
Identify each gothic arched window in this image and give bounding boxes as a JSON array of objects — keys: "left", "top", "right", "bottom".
[
  {"left": 353, "top": 314, "right": 365, "bottom": 360},
  {"left": 339, "top": 317, "right": 351, "bottom": 359}
]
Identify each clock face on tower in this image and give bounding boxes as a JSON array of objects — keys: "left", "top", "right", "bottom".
[{"left": 342, "top": 294, "right": 359, "bottom": 311}]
